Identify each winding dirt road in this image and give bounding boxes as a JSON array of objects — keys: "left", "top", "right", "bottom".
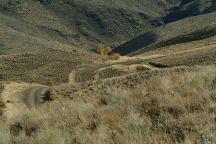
[
  {"left": 74, "top": 60, "right": 148, "bottom": 83},
  {"left": 23, "top": 86, "right": 50, "bottom": 108},
  {"left": 74, "top": 44, "right": 216, "bottom": 83}
]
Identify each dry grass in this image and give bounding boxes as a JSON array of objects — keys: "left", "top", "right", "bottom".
[
  {"left": 0, "top": 49, "right": 105, "bottom": 86},
  {"left": 0, "top": 82, "right": 45, "bottom": 122},
  {"left": 142, "top": 37, "right": 216, "bottom": 67},
  {"left": 0, "top": 65, "right": 216, "bottom": 144},
  {"left": 0, "top": 82, "right": 6, "bottom": 117}
]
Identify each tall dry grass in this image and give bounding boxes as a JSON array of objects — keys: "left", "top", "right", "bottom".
[{"left": 1, "top": 65, "right": 216, "bottom": 144}]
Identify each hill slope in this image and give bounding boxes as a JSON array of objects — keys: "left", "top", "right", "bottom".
[
  {"left": 1, "top": 1, "right": 216, "bottom": 143},
  {"left": 0, "top": 0, "right": 176, "bottom": 52},
  {"left": 164, "top": 0, "right": 216, "bottom": 23},
  {"left": 1, "top": 0, "right": 216, "bottom": 54},
  {"left": 113, "top": 12, "right": 216, "bottom": 55},
  {"left": 0, "top": 49, "right": 105, "bottom": 85}
]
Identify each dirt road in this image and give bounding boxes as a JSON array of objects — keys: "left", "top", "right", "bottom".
[
  {"left": 74, "top": 44, "right": 216, "bottom": 83},
  {"left": 23, "top": 86, "right": 50, "bottom": 108},
  {"left": 74, "top": 60, "right": 149, "bottom": 83}
]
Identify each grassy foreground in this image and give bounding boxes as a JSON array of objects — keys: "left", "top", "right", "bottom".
[{"left": 0, "top": 65, "right": 216, "bottom": 144}]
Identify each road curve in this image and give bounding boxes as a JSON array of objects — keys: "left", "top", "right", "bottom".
[
  {"left": 75, "top": 44, "right": 216, "bottom": 83},
  {"left": 74, "top": 60, "right": 148, "bottom": 83},
  {"left": 23, "top": 86, "right": 50, "bottom": 108}
]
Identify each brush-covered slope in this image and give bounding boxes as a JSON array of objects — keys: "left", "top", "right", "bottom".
[
  {"left": 113, "top": 12, "right": 216, "bottom": 55},
  {"left": 0, "top": 0, "right": 177, "bottom": 53},
  {"left": 0, "top": 49, "right": 105, "bottom": 85},
  {"left": 1, "top": 0, "right": 216, "bottom": 54}
]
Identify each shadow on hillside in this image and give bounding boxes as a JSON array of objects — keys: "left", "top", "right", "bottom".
[
  {"left": 148, "top": 62, "right": 170, "bottom": 68},
  {"left": 129, "top": 27, "right": 216, "bottom": 56},
  {"left": 113, "top": 32, "right": 157, "bottom": 55},
  {"left": 163, "top": 0, "right": 216, "bottom": 23}
]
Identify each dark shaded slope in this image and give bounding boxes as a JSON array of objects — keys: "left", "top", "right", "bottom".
[
  {"left": 113, "top": 12, "right": 216, "bottom": 56},
  {"left": 132, "top": 27, "right": 216, "bottom": 55},
  {"left": 164, "top": 0, "right": 216, "bottom": 23},
  {"left": 113, "top": 32, "right": 157, "bottom": 55}
]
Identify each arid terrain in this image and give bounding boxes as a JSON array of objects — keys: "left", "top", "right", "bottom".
[{"left": 0, "top": 0, "right": 216, "bottom": 144}]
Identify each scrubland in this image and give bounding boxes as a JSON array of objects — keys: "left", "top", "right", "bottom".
[{"left": 0, "top": 65, "right": 215, "bottom": 144}]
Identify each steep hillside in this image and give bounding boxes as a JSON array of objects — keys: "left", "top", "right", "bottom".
[
  {"left": 164, "top": 0, "right": 216, "bottom": 23},
  {"left": 1, "top": 0, "right": 216, "bottom": 54},
  {"left": 113, "top": 12, "right": 216, "bottom": 55},
  {"left": 0, "top": 0, "right": 176, "bottom": 52}
]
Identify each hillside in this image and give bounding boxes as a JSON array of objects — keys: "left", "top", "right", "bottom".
[
  {"left": 164, "top": 0, "right": 216, "bottom": 23},
  {"left": 143, "top": 36, "right": 216, "bottom": 66},
  {"left": 0, "top": 0, "right": 175, "bottom": 52},
  {"left": 0, "top": 49, "right": 106, "bottom": 85},
  {"left": 1, "top": 1, "right": 216, "bottom": 144},
  {"left": 1, "top": 0, "right": 216, "bottom": 54},
  {"left": 113, "top": 12, "right": 216, "bottom": 55}
]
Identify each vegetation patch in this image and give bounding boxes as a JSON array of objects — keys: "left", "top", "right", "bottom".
[{"left": 0, "top": 66, "right": 215, "bottom": 144}]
